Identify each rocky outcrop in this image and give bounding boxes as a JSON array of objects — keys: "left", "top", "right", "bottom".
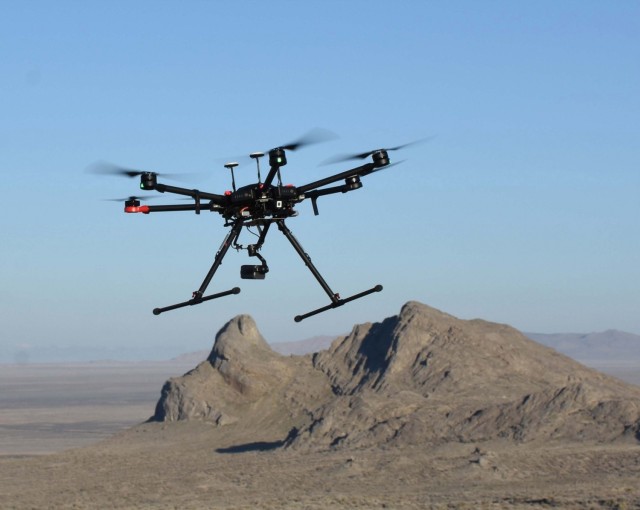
[
  {"left": 152, "top": 303, "right": 640, "bottom": 451},
  {"left": 153, "top": 315, "right": 333, "bottom": 436}
]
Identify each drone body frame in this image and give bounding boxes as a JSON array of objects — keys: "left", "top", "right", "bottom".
[{"left": 118, "top": 143, "right": 397, "bottom": 321}]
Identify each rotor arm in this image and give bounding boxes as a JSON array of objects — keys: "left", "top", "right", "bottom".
[
  {"left": 303, "top": 176, "right": 363, "bottom": 215},
  {"left": 126, "top": 203, "right": 210, "bottom": 214},
  {"left": 262, "top": 165, "right": 280, "bottom": 189},
  {"left": 153, "top": 182, "right": 227, "bottom": 206},
  {"left": 296, "top": 162, "right": 376, "bottom": 194},
  {"left": 138, "top": 173, "right": 226, "bottom": 206}
]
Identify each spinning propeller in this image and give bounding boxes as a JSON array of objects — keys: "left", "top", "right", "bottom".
[
  {"left": 88, "top": 162, "right": 195, "bottom": 181},
  {"left": 274, "top": 127, "right": 338, "bottom": 151},
  {"left": 370, "top": 159, "right": 406, "bottom": 173},
  {"left": 321, "top": 136, "right": 434, "bottom": 165},
  {"left": 103, "top": 195, "right": 158, "bottom": 202},
  {"left": 215, "top": 128, "right": 338, "bottom": 177}
]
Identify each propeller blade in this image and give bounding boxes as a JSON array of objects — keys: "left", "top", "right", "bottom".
[
  {"left": 320, "top": 136, "right": 434, "bottom": 165},
  {"left": 216, "top": 129, "right": 338, "bottom": 166},
  {"left": 103, "top": 195, "right": 159, "bottom": 202},
  {"left": 385, "top": 136, "right": 435, "bottom": 151},
  {"left": 87, "top": 161, "right": 198, "bottom": 182},
  {"left": 88, "top": 162, "right": 147, "bottom": 178},
  {"left": 277, "top": 128, "right": 338, "bottom": 151},
  {"left": 370, "top": 159, "right": 406, "bottom": 173},
  {"left": 320, "top": 151, "right": 373, "bottom": 165}
]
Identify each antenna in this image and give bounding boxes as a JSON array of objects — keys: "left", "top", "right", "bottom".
[
  {"left": 224, "top": 162, "right": 239, "bottom": 192},
  {"left": 250, "top": 152, "right": 264, "bottom": 183}
]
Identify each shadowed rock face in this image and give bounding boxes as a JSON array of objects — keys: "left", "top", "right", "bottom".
[{"left": 153, "top": 303, "right": 640, "bottom": 450}]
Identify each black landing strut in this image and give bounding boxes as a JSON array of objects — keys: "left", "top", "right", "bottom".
[
  {"left": 275, "top": 220, "right": 382, "bottom": 322},
  {"left": 152, "top": 220, "right": 244, "bottom": 315}
]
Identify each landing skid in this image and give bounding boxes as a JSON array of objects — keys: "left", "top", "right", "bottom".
[
  {"left": 153, "top": 287, "right": 241, "bottom": 315},
  {"left": 294, "top": 284, "right": 383, "bottom": 322}
]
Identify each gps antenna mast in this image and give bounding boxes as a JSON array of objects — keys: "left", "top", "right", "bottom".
[
  {"left": 224, "top": 162, "right": 239, "bottom": 192},
  {"left": 250, "top": 152, "right": 264, "bottom": 183}
]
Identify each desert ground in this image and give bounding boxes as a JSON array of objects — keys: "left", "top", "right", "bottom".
[
  {"left": 2, "top": 309, "right": 640, "bottom": 510},
  {"left": 0, "top": 361, "right": 194, "bottom": 456},
  {"left": 0, "top": 303, "right": 640, "bottom": 510},
  {"left": 2, "top": 419, "right": 640, "bottom": 509}
]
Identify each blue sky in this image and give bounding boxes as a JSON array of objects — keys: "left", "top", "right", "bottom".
[{"left": 1, "top": 1, "right": 638, "bottom": 362}]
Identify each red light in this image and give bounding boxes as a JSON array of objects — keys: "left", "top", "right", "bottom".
[{"left": 124, "top": 205, "right": 150, "bottom": 214}]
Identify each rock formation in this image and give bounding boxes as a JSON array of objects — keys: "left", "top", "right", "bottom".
[
  {"left": 152, "top": 302, "right": 640, "bottom": 450},
  {"left": 153, "top": 315, "right": 332, "bottom": 440}
]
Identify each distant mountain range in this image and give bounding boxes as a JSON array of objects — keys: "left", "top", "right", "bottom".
[
  {"left": 269, "top": 329, "right": 640, "bottom": 365},
  {"left": 525, "top": 330, "right": 640, "bottom": 363},
  {"left": 270, "top": 335, "right": 337, "bottom": 355},
  {"left": 175, "top": 329, "right": 640, "bottom": 365}
]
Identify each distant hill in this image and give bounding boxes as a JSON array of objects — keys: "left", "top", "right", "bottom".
[
  {"left": 170, "top": 350, "right": 210, "bottom": 364},
  {"left": 525, "top": 330, "right": 640, "bottom": 363},
  {"left": 270, "top": 335, "right": 337, "bottom": 355},
  {"left": 153, "top": 302, "right": 640, "bottom": 451}
]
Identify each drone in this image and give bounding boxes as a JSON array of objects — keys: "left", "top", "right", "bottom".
[{"left": 96, "top": 130, "right": 423, "bottom": 322}]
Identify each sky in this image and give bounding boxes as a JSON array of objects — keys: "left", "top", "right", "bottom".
[{"left": 1, "top": 1, "right": 638, "bottom": 362}]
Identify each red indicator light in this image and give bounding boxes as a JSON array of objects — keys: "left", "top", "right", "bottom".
[{"left": 124, "top": 205, "right": 150, "bottom": 214}]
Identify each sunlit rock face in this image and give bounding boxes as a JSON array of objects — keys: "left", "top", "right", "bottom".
[{"left": 153, "top": 303, "right": 640, "bottom": 450}]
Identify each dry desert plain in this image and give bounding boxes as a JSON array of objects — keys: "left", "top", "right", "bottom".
[{"left": 2, "top": 303, "right": 640, "bottom": 509}]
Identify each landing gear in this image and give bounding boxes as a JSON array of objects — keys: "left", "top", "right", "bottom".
[{"left": 151, "top": 218, "right": 381, "bottom": 321}]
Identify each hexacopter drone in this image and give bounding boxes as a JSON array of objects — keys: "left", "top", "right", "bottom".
[{"left": 97, "top": 130, "right": 423, "bottom": 322}]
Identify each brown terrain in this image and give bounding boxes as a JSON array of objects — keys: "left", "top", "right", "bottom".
[{"left": 2, "top": 301, "right": 640, "bottom": 509}]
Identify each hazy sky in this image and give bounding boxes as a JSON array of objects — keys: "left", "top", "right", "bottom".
[{"left": 1, "top": 1, "right": 638, "bottom": 362}]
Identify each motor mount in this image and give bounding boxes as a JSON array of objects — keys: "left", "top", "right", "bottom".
[
  {"left": 372, "top": 150, "right": 389, "bottom": 168},
  {"left": 140, "top": 172, "right": 157, "bottom": 190},
  {"left": 269, "top": 147, "right": 287, "bottom": 167}
]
